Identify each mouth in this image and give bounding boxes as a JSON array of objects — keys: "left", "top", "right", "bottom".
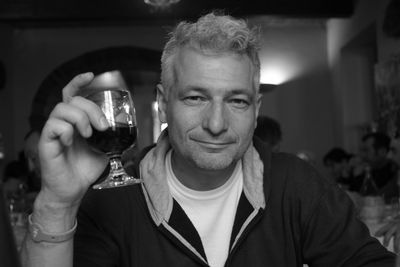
[{"left": 191, "top": 139, "right": 234, "bottom": 150}]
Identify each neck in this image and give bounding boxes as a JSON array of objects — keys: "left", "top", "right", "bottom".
[{"left": 170, "top": 151, "right": 237, "bottom": 191}]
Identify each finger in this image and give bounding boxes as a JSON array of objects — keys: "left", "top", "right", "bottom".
[
  {"left": 49, "top": 102, "right": 93, "bottom": 138},
  {"left": 41, "top": 118, "right": 75, "bottom": 147},
  {"left": 62, "top": 72, "right": 94, "bottom": 102},
  {"left": 69, "top": 96, "right": 109, "bottom": 132}
]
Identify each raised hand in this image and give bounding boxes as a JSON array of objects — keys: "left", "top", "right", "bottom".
[{"left": 33, "top": 73, "right": 109, "bottom": 230}]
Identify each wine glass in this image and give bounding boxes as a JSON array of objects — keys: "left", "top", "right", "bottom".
[{"left": 79, "top": 87, "right": 142, "bottom": 189}]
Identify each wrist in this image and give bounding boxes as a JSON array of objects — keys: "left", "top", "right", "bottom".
[
  {"left": 33, "top": 192, "right": 80, "bottom": 232},
  {"left": 28, "top": 214, "right": 77, "bottom": 243}
]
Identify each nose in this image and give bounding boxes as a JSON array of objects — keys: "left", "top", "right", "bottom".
[{"left": 202, "top": 101, "right": 228, "bottom": 135}]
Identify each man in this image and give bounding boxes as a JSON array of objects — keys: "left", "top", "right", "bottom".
[
  {"left": 23, "top": 130, "right": 42, "bottom": 193},
  {"left": 322, "top": 147, "right": 365, "bottom": 191},
  {"left": 2, "top": 130, "right": 41, "bottom": 199},
  {"left": 22, "top": 13, "right": 394, "bottom": 267},
  {"left": 360, "top": 132, "right": 399, "bottom": 201},
  {"left": 323, "top": 147, "right": 354, "bottom": 189}
]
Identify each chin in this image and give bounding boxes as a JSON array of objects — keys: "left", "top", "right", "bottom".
[{"left": 192, "top": 153, "right": 236, "bottom": 171}]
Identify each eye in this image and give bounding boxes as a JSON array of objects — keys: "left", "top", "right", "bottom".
[
  {"left": 183, "top": 95, "right": 207, "bottom": 105},
  {"left": 229, "top": 98, "right": 250, "bottom": 109}
]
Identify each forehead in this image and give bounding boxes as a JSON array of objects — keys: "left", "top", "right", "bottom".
[{"left": 173, "top": 47, "right": 256, "bottom": 94}]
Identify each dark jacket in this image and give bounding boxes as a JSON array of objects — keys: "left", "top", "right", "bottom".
[{"left": 74, "top": 138, "right": 395, "bottom": 266}]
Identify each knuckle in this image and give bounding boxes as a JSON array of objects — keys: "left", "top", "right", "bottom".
[
  {"left": 50, "top": 102, "right": 66, "bottom": 115},
  {"left": 63, "top": 121, "right": 74, "bottom": 132},
  {"left": 68, "top": 96, "right": 80, "bottom": 106}
]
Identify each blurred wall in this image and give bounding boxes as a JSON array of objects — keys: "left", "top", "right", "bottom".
[
  {"left": 0, "top": 24, "right": 14, "bottom": 176},
  {"left": 0, "top": 19, "right": 337, "bottom": 170},
  {"left": 251, "top": 17, "right": 335, "bottom": 169},
  {"left": 0, "top": 25, "right": 168, "bottom": 165},
  {"left": 327, "top": 0, "right": 400, "bottom": 153}
]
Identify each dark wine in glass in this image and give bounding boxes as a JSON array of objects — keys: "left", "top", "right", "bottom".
[
  {"left": 87, "top": 124, "right": 137, "bottom": 156},
  {"left": 80, "top": 87, "right": 142, "bottom": 189}
]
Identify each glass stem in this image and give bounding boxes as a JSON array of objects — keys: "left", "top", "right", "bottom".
[{"left": 109, "top": 156, "right": 125, "bottom": 176}]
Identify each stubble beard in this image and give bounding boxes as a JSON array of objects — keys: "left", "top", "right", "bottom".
[{"left": 191, "top": 152, "right": 235, "bottom": 171}]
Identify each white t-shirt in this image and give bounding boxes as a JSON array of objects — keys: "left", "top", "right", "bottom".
[{"left": 166, "top": 151, "right": 243, "bottom": 267}]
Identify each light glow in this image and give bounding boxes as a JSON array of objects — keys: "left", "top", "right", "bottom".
[
  {"left": 91, "top": 71, "right": 127, "bottom": 89},
  {"left": 260, "top": 68, "right": 288, "bottom": 85},
  {"left": 259, "top": 53, "right": 304, "bottom": 85}
]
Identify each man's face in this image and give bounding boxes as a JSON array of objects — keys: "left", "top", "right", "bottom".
[{"left": 158, "top": 47, "right": 260, "bottom": 172}]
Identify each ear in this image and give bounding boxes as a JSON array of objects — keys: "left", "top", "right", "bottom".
[{"left": 156, "top": 84, "right": 168, "bottom": 123}]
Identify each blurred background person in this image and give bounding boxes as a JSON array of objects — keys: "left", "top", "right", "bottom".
[
  {"left": 2, "top": 151, "right": 29, "bottom": 200},
  {"left": 0, "top": 184, "right": 21, "bottom": 267},
  {"left": 23, "top": 129, "right": 41, "bottom": 195},
  {"left": 323, "top": 147, "right": 360, "bottom": 190},
  {"left": 2, "top": 129, "right": 41, "bottom": 200},
  {"left": 360, "top": 132, "right": 399, "bottom": 203},
  {"left": 254, "top": 115, "right": 282, "bottom": 152},
  {"left": 1, "top": 128, "right": 42, "bottom": 248}
]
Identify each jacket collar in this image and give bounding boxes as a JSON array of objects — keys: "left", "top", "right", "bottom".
[{"left": 139, "top": 130, "right": 266, "bottom": 226}]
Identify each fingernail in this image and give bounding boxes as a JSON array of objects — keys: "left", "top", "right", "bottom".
[
  {"left": 82, "top": 72, "right": 94, "bottom": 79},
  {"left": 100, "top": 117, "right": 109, "bottom": 128}
]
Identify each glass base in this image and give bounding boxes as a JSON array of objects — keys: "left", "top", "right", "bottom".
[
  {"left": 92, "top": 156, "right": 142, "bottom": 190},
  {"left": 92, "top": 174, "right": 142, "bottom": 190}
]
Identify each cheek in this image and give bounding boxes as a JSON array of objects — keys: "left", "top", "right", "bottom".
[
  {"left": 167, "top": 107, "right": 197, "bottom": 133},
  {"left": 233, "top": 116, "right": 256, "bottom": 137}
]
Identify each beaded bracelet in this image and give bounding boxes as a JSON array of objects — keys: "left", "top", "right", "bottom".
[{"left": 28, "top": 214, "right": 77, "bottom": 243}]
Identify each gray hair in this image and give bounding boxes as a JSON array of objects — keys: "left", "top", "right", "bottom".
[{"left": 160, "top": 12, "right": 261, "bottom": 94}]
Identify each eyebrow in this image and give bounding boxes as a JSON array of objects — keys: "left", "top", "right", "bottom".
[
  {"left": 180, "top": 86, "right": 254, "bottom": 97},
  {"left": 229, "top": 88, "right": 254, "bottom": 96},
  {"left": 178, "top": 86, "right": 256, "bottom": 103}
]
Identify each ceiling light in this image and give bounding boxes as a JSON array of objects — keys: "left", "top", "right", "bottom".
[{"left": 144, "top": 0, "right": 180, "bottom": 8}]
